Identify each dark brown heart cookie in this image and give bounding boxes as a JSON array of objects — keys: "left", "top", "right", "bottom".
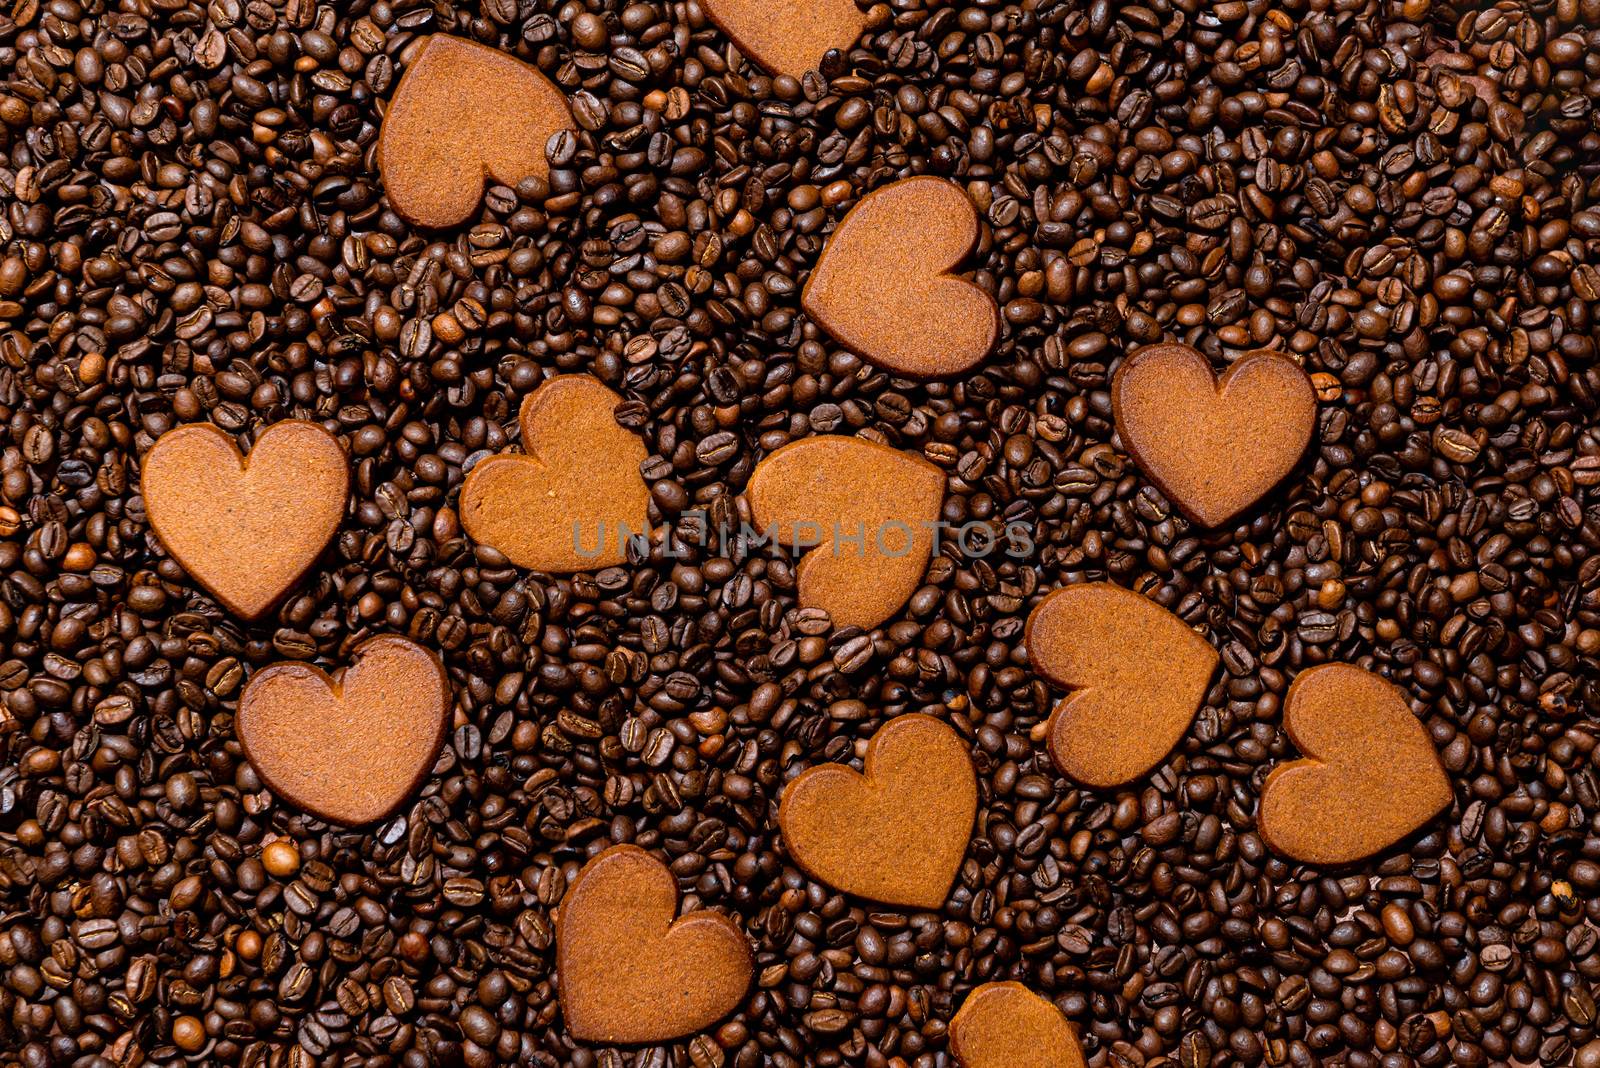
[
  {"left": 1259, "top": 664, "right": 1452, "bottom": 864},
  {"left": 700, "top": 0, "right": 866, "bottom": 79},
  {"left": 141, "top": 420, "right": 347, "bottom": 621},
  {"left": 1113, "top": 345, "right": 1316, "bottom": 527},
  {"left": 804, "top": 177, "right": 999, "bottom": 378},
  {"left": 949, "top": 982, "right": 1087, "bottom": 1068},
  {"left": 1026, "top": 583, "right": 1219, "bottom": 787},
  {"left": 557, "top": 845, "right": 752, "bottom": 1043},
  {"left": 236, "top": 635, "right": 450, "bottom": 826},
  {"left": 746, "top": 435, "right": 944, "bottom": 630},
  {"left": 777, "top": 714, "right": 976, "bottom": 908},
  {"left": 459, "top": 375, "right": 650, "bottom": 572},
  {"left": 377, "top": 35, "right": 572, "bottom": 229}
]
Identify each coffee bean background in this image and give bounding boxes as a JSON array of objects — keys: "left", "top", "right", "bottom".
[{"left": 2, "top": 0, "right": 1600, "bottom": 1065}]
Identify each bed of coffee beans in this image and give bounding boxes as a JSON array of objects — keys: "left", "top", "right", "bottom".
[{"left": 3, "top": 0, "right": 1600, "bottom": 1065}]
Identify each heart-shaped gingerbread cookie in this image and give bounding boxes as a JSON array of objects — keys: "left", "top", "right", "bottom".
[
  {"left": 141, "top": 420, "right": 347, "bottom": 622},
  {"left": 778, "top": 714, "right": 975, "bottom": 908},
  {"left": 747, "top": 435, "right": 943, "bottom": 630},
  {"left": 1027, "top": 583, "right": 1218, "bottom": 787},
  {"left": 1259, "top": 663, "right": 1451, "bottom": 865},
  {"left": 557, "top": 844, "right": 752, "bottom": 1043},
  {"left": 377, "top": 35, "right": 573, "bottom": 229},
  {"left": 949, "top": 982, "right": 1087, "bottom": 1068},
  {"left": 236, "top": 635, "right": 450, "bottom": 826},
  {"left": 460, "top": 375, "right": 650, "bottom": 572},
  {"left": 804, "top": 177, "right": 999, "bottom": 377},
  {"left": 700, "top": 0, "right": 866, "bottom": 80},
  {"left": 1112, "top": 345, "right": 1316, "bottom": 527}
]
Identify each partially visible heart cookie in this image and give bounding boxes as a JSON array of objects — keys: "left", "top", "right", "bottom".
[
  {"left": 803, "top": 177, "right": 999, "bottom": 377},
  {"left": 377, "top": 35, "right": 573, "bottom": 229},
  {"left": 141, "top": 420, "right": 347, "bottom": 621},
  {"left": 747, "top": 435, "right": 943, "bottom": 630},
  {"left": 701, "top": 0, "right": 866, "bottom": 80},
  {"left": 1112, "top": 345, "right": 1316, "bottom": 527},
  {"left": 778, "top": 713, "right": 975, "bottom": 909},
  {"left": 557, "top": 844, "right": 752, "bottom": 1043},
  {"left": 1259, "top": 663, "right": 1452, "bottom": 865},
  {"left": 237, "top": 635, "right": 450, "bottom": 826},
  {"left": 949, "top": 982, "right": 1087, "bottom": 1068},
  {"left": 460, "top": 375, "right": 650, "bottom": 572},
  {"left": 1026, "top": 583, "right": 1218, "bottom": 787}
]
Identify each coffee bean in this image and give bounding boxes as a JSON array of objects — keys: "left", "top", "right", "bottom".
[{"left": 2, "top": 1, "right": 1598, "bottom": 1065}]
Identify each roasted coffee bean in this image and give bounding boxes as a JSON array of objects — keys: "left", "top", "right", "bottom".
[{"left": 3, "top": 0, "right": 1600, "bottom": 1065}]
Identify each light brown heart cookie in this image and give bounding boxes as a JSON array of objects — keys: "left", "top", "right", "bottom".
[
  {"left": 1026, "top": 583, "right": 1218, "bottom": 788},
  {"left": 377, "top": 35, "right": 572, "bottom": 229},
  {"left": 557, "top": 844, "right": 752, "bottom": 1044},
  {"left": 746, "top": 435, "right": 943, "bottom": 630},
  {"left": 700, "top": 0, "right": 866, "bottom": 80},
  {"left": 778, "top": 713, "right": 975, "bottom": 908},
  {"left": 459, "top": 375, "right": 650, "bottom": 572},
  {"left": 141, "top": 420, "right": 347, "bottom": 622},
  {"left": 949, "top": 982, "right": 1087, "bottom": 1068},
  {"left": 236, "top": 635, "right": 450, "bottom": 826},
  {"left": 803, "top": 177, "right": 999, "bottom": 377},
  {"left": 1259, "top": 663, "right": 1452, "bottom": 865},
  {"left": 1112, "top": 345, "right": 1316, "bottom": 527}
]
